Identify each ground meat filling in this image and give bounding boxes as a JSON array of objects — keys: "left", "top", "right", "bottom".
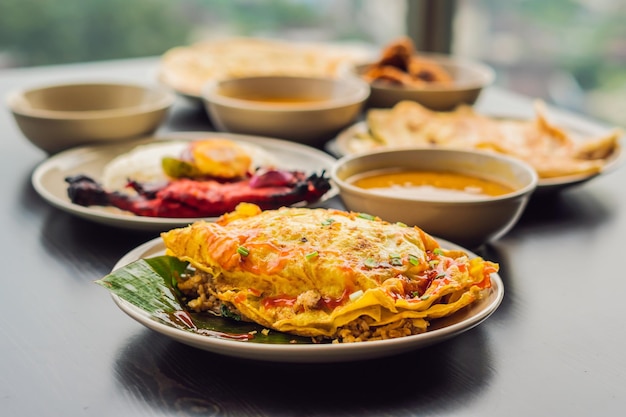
[
  {"left": 332, "top": 317, "right": 426, "bottom": 343},
  {"left": 176, "top": 269, "right": 229, "bottom": 315},
  {"left": 175, "top": 269, "right": 428, "bottom": 343}
]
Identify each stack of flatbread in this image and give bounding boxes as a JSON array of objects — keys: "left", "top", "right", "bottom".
[
  {"left": 158, "top": 37, "right": 372, "bottom": 97},
  {"left": 348, "top": 100, "right": 621, "bottom": 179}
]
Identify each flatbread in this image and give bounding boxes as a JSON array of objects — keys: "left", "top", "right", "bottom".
[{"left": 349, "top": 100, "right": 622, "bottom": 179}]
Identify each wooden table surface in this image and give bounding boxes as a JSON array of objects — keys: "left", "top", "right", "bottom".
[{"left": 1, "top": 57, "right": 624, "bottom": 417}]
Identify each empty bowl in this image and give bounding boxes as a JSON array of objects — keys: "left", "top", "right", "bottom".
[
  {"left": 331, "top": 147, "right": 538, "bottom": 248},
  {"left": 201, "top": 75, "right": 370, "bottom": 146},
  {"left": 7, "top": 82, "right": 175, "bottom": 154},
  {"left": 357, "top": 52, "right": 495, "bottom": 111}
]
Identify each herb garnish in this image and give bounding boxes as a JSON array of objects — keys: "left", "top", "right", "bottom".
[
  {"left": 305, "top": 251, "right": 319, "bottom": 260},
  {"left": 364, "top": 258, "right": 378, "bottom": 268},
  {"left": 390, "top": 253, "right": 403, "bottom": 266}
]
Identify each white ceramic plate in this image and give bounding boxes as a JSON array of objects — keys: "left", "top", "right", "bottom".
[
  {"left": 32, "top": 132, "right": 338, "bottom": 232},
  {"left": 327, "top": 118, "right": 623, "bottom": 193},
  {"left": 109, "top": 237, "right": 504, "bottom": 363}
]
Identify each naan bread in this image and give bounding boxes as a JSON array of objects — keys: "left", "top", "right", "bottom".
[
  {"left": 158, "top": 37, "right": 371, "bottom": 97},
  {"left": 349, "top": 100, "right": 622, "bottom": 179},
  {"left": 161, "top": 203, "right": 497, "bottom": 342}
]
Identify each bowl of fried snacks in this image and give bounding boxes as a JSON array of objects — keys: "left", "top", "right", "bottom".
[
  {"left": 331, "top": 147, "right": 538, "bottom": 249},
  {"left": 358, "top": 37, "right": 495, "bottom": 110}
]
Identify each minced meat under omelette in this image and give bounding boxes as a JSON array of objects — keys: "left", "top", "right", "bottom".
[{"left": 161, "top": 203, "right": 498, "bottom": 343}]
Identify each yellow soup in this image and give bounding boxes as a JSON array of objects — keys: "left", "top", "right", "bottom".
[
  {"left": 349, "top": 169, "right": 515, "bottom": 200},
  {"left": 224, "top": 93, "right": 328, "bottom": 105}
]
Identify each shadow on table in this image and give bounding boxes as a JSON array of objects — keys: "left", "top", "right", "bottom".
[
  {"left": 38, "top": 207, "right": 159, "bottom": 276},
  {"left": 475, "top": 242, "right": 515, "bottom": 329},
  {"left": 515, "top": 187, "right": 615, "bottom": 231},
  {"left": 114, "top": 326, "right": 495, "bottom": 416},
  {"left": 161, "top": 96, "right": 213, "bottom": 133}
]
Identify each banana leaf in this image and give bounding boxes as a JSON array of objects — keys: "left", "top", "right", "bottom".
[{"left": 95, "top": 256, "right": 312, "bottom": 344}]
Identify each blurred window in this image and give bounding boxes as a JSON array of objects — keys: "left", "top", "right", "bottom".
[
  {"left": 452, "top": 0, "right": 626, "bottom": 126},
  {"left": 0, "top": 0, "right": 408, "bottom": 68},
  {"left": 1, "top": 0, "right": 623, "bottom": 125}
]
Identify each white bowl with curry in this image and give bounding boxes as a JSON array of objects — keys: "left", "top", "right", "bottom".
[
  {"left": 201, "top": 75, "right": 370, "bottom": 146},
  {"left": 331, "top": 148, "right": 538, "bottom": 248}
]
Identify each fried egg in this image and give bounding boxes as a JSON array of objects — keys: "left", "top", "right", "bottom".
[{"left": 102, "top": 139, "right": 277, "bottom": 193}]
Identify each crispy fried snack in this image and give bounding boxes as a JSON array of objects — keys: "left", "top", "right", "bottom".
[{"left": 362, "top": 37, "right": 453, "bottom": 87}]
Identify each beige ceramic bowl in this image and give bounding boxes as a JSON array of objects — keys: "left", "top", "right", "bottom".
[
  {"left": 331, "top": 148, "right": 538, "bottom": 248},
  {"left": 201, "top": 75, "right": 370, "bottom": 146},
  {"left": 7, "top": 82, "right": 175, "bottom": 154},
  {"left": 358, "top": 52, "right": 495, "bottom": 111}
]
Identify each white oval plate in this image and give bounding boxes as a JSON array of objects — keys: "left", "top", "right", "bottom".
[
  {"left": 109, "top": 237, "right": 504, "bottom": 363},
  {"left": 328, "top": 118, "right": 623, "bottom": 193},
  {"left": 32, "top": 132, "right": 338, "bottom": 232}
]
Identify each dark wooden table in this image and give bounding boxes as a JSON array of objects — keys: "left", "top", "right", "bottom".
[{"left": 1, "top": 58, "right": 624, "bottom": 417}]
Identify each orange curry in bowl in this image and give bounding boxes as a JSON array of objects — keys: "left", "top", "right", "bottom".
[{"left": 347, "top": 168, "right": 515, "bottom": 201}]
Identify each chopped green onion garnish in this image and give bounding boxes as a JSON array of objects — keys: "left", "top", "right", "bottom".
[
  {"left": 429, "top": 260, "right": 440, "bottom": 267},
  {"left": 358, "top": 213, "right": 376, "bottom": 221},
  {"left": 436, "top": 273, "right": 446, "bottom": 279},
  {"left": 237, "top": 246, "right": 250, "bottom": 257},
  {"left": 396, "top": 222, "right": 407, "bottom": 227},
  {"left": 349, "top": 290, "right": 364, "bottom": 302},
  {"left": 408, "top": 254, "right": 420, "bottom": 266},
  {"left": 305, "top": 251, "right": 319, "bottom": 260},
  {"left": 391, "top": 258, "right": 403, "bottom": 266},
  {"left": 420, "top": 295, "right": 430, "bottom": 300},
  {"left": 321, "top": 218, "right": 335, "bottom": 226},
  {"left": 364, "top": 258, "right": 378, "bottom": 268},
  {"left": 433, "top": 248, "right": 444, "bottom": 255}
]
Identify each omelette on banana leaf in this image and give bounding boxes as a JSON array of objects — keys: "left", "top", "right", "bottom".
[{"left": 161, "top": 203, "right": 498, "bottom": 343}]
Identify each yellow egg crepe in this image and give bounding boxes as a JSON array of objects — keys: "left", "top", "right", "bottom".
[{"left": 161, "top": 203, "right": 498, "bottom": 343}]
